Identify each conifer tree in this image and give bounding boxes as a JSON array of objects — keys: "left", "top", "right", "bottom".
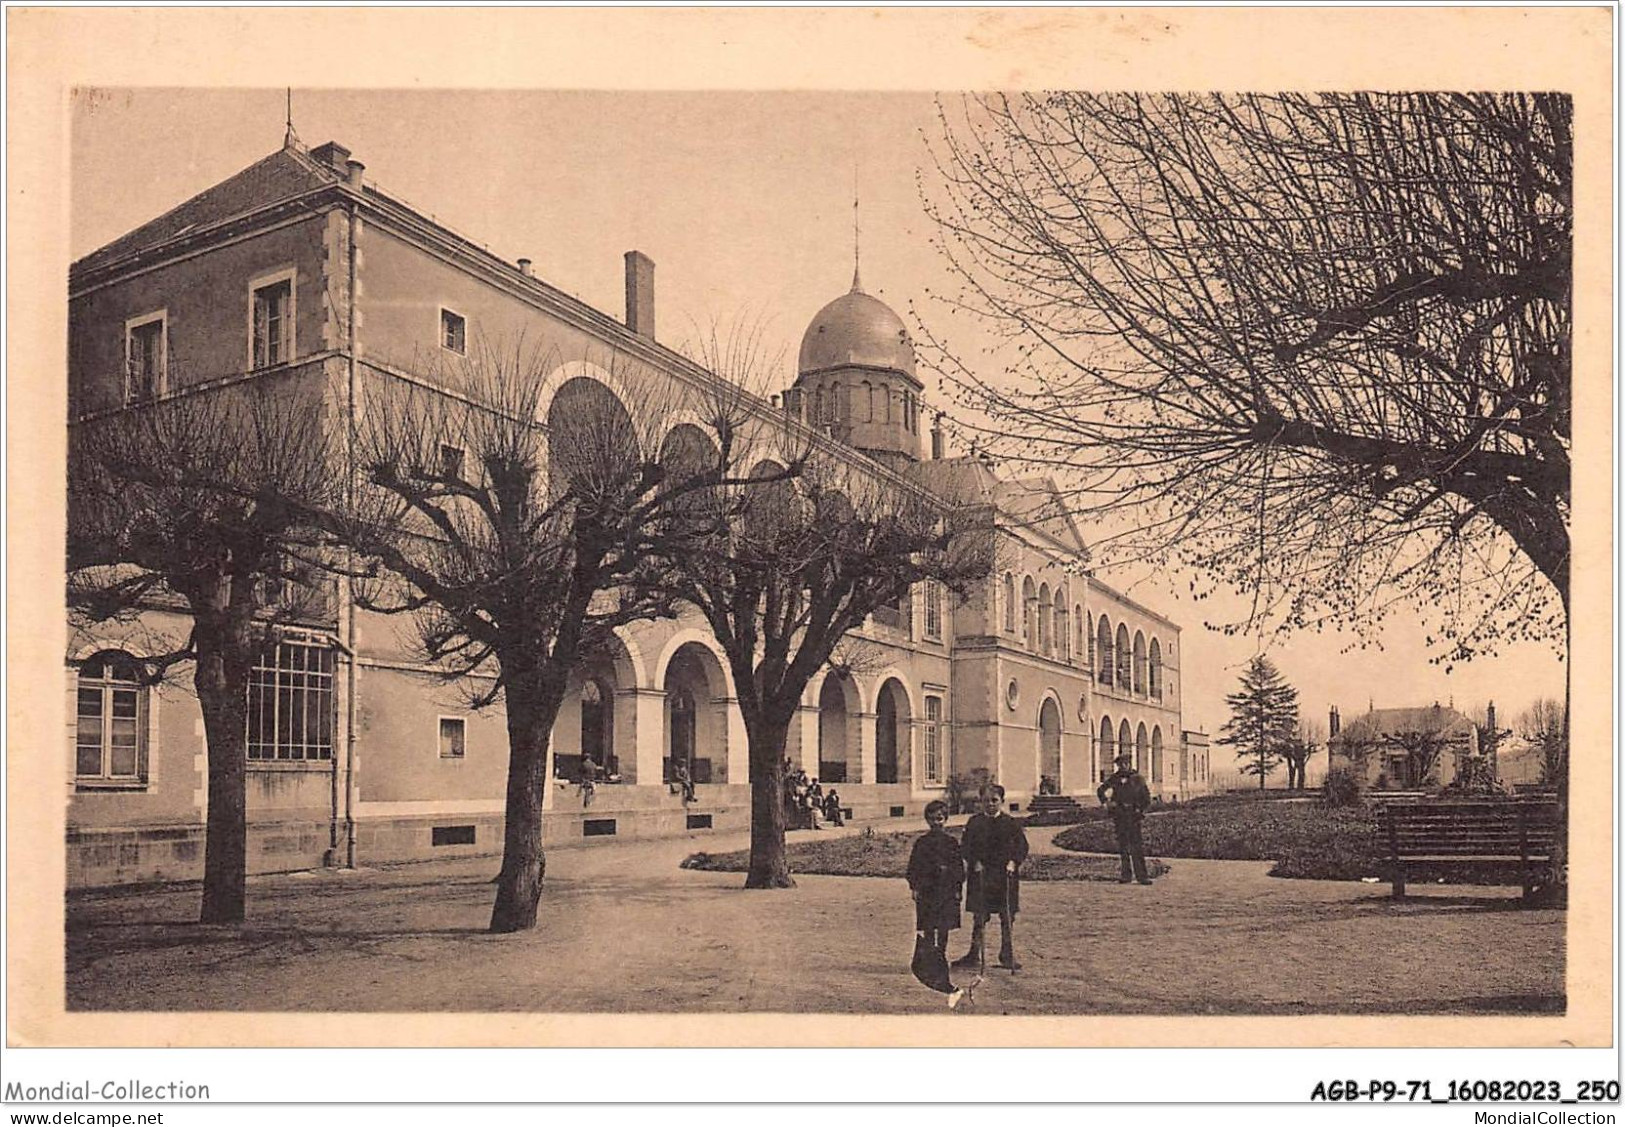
[{"left": 1218, "top": 656, "right": 1301, "bottom": 790}]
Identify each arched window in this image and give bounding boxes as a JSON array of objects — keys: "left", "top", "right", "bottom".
[
  {"left": 1055, "top": 605, "right": 1068, "bottom": 661},
  {"left": 1002, "top": 573, "right": 1016, "bottom": 633},
  {"left": 1149, "top": 638, "right": 1163, "bottom": 699},
  {"left": 1022, "top": 576, "right": 1037, "bottom": 647},
  {"left": 1099, "top": 716, "right": 1115, "bottom": 772},
  {"left": 75, "top": 651, "right": 148, "bottom": 784},
  {"left": 1074, "top": 604, "right": 1085, "bottom": 665},
  {"left": 1133, "top": 631, "right": 1147, "bottom": 695},
  {"left": 1087, "top": 612, "right": 1096, "bottom": 670},
  {"left": 1115, "top": 623, "right": 1131, "bottom": 687},
  {"left": 1119, "top": 720, "right": 1134, "bottom": 770},
  {"left": 860, "top": 381, "right": 874, "bottom": 422},
  {"left": 1152, "top": 727, "right": 1164, "bottom": 785},
  {"left": 881, "top": 386, "right": 892, "bottom": 423},
  {"left": 1037, "top": 583, "right": 1052, "bottom": 653},
  {"left": 1096, "top": 616, "right": 1113, "bottom": 685},
  {"left": 1136, "top": 723, "right": 1149, "bottom": 775},
  {"left": 813, "top": 386, "right": 826, "bottom": 423}
]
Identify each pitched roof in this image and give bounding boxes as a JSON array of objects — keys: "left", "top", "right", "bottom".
[
  {"left": 907, "top": 455, "right": 1001, "bottom": 506},
  {"left": 994, "top": 475, "right": 1088, "bottom": 555},
  {"left": 74, "top": 143, "right": 340, "bottom": 277},
  {"left": 1334, "top": 704, "right": 1476, "bottom": 742}
]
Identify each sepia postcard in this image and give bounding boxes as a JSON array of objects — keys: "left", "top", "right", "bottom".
[{"left": 5, "top": 7, "right": 1614, "bottom": 1086}]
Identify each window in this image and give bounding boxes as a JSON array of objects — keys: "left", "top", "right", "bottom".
[
  {"left": 251, "top": 274, "right": 294, "bottom": 369},
  {"left": 1096, "top": 616, "right": 1113, "bottom": 685},
  {"left": 1149, "top": 638, "right": 1163, "bottom": 699},
  {"left": 440, "top": 308, "right": 467, "bottom": 355},
  {"left": 1002, "top": 574, "right": 1015, "bottom": 632},
  {"left": 124, "top": 312, "right": 166, "bottom": 403},
  {"left": 923, "top": 695, "right": 944, "bottom": 784},
  {"left": 76, "top": 651, "right": 148, "bottom": 785},
  {"left": 246, "top": 639, "right": 335, "bottom": 761},
  {"left": 438, "top": 716, "right": 466, "bottom": 760},
  {"left": 1022, "top": 577, "right": 1037, "bottom": 646},
  {"left": 923, "top": 582, "right": 942, "bottom": 640}
]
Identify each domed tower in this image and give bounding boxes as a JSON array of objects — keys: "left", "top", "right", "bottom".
[{"left": 789, "top": 266, "right": 925, "bottom": 468}]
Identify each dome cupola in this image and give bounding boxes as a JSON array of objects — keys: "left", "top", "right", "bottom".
[
  {"left": 797, "top": 275, "right": 917, "bottom": 379},
  {"left": 788, "top": 268, "right": 925, "bottom": 467}
]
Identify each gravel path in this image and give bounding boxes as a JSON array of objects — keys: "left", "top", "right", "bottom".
[{"left": 66, "top": 822, "right": 1564, "bottom": 1016}]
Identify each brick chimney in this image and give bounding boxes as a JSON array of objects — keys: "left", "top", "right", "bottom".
[
  {"left": 624, "top": 251, "right": 655, "bottom": 339},
  {"left": 310, "top": 141, "right": 352, "bottom": 175}
]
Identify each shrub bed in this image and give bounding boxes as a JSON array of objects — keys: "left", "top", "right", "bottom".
[{"left": 682, "top": 828, "right": 1167, "bottom": 881}]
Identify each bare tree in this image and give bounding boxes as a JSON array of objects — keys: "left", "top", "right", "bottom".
[
  {"left": 665, "top": 331, "right": 998, "bottom": 887},
  {"left": 343, "top": 338, "right": 756, "bottom": 932},
  {"left": 1283, "top": 719, "right": 1324, "bottom": 791},
  {"left": 1379, "top": 728, "right": 1458, "bottom": 790},
  {"left": 68, "top": 376, "right": 343, "bottom": 923},
  {"left": 923, "top": 92, "right": 1570, "bottom": 664},
  {"left": 1517, "top": 698, "right": 1567, "bottom": 787}
]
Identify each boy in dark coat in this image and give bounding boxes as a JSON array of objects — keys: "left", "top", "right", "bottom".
[
  {"left": 953, "top": 784, "right": 1030, "bottom": 971},
  {"left": 906, "top": 799, "right": 966, "bottom": 1007},
  {"left": 1097, "top": 752, "right": 1153, "bottom": 884}
]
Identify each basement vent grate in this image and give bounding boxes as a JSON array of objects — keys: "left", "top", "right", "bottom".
[
  {"left": 686, "top": 814, "right": 713, "bottom": 830},
  {"left": 431, "top": 825, "right": 476, "bottom": 846},
  {"left": 583, "top": 819, "right": 618, "bottom": 837}
]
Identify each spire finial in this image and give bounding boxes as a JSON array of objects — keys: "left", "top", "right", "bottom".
[
  {"left": 851, "top": 163, "right": 863, "bottom": 294},
  {"left": 284, "top": 88, "right": 300, "bottom": 149}
]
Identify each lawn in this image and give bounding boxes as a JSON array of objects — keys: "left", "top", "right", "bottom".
[
  {"left": 682, "top": 827, "right": 1169, "bottom": 881},
  {"left": 1054, "top": 799, "right": 1384, "bottom": 879},
  {"left": 1054, "top": 798, "right": 1533, "bottom": 884}
]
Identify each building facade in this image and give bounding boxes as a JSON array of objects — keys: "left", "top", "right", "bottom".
[{"left": 66, "top": 137, "right": 1188, "bottom": 887}]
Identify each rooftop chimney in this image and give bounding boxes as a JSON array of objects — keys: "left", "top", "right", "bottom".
[
  {"left": 1329, "top": 705, "right": 1340, "bottom": 738},
  {"left": 931, "top": 413, "right": 945, "bottom": 460},
  {"left": 624, "top": 251, "right": 655, "bottom": 339},
  {"left": 310, "top": 141, "right": 352, "bottom": 175},
  {"left": 517, "top": 258, "right": 533, "bottom": 278},
  {"left": 345, "top": 158, "right": 365, "bottom": 189}
]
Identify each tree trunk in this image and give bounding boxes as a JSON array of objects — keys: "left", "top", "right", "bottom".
[
  {"left": 744, "top": 710, "right": 795, "bottom": 889},
  {"left": 490, "top": 686, "right": 557, "bottom": 933},
  {"left": 193, "top": 612, "right": 252, "bottom": 925}
]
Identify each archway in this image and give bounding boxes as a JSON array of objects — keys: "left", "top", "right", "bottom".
[
  {"left": 1038, "top": 697, "right": 1063, "bottom": 788},
  {"left": 546, "top": 376, "right": 638, "bottom": 492},
  {"left": 875, "top": 678, "right": 913, "bottom": 785},
  {"left": 1152, "top": 726, "right": 1165, "bottom": 786},
  {"left": 1136, "top": 722, "right": 1150, "bottom": 775},
  {"left": 1119, "top": 719, "right": 1134, "bottom": 773},
  {"left": 1115, "top": 623, "right": 1132, "bottom": 686},
  {"left": 818, "top": 673, "right": 853, "bottom": 783},
  {"left": 663, "top": 641, "right": 728, "bottom": 784},
  {"left": 555, "top": 633, "right": 637, "bottom": 781}
]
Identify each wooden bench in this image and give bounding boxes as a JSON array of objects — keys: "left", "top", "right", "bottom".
[{"left": 1381, "top": 799, "right": 1558, "bottom": 903}]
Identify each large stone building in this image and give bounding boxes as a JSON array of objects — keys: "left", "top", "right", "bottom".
[{"left": 66, "top": 136, "right": 1190, "bottom": 886}]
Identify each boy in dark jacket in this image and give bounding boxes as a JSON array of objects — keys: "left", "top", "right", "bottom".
[
  {"left": 1097, "top": 752, "right": 1153, "bottom": 884},
  {"left": 906, "top": 800, "right": 966, "bottom": 1007},
  {"left": 953, "top": 785, "right": 1030, "bottom": 971}
]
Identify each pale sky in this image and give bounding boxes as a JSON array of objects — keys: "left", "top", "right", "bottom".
[{"left": 70, "top": 87, "right": 1570, "bottom": 745}]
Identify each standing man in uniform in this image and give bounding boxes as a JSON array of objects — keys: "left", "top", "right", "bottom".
[
  {"left": 1098, "top": 751, "right": 1153, "bottom": 884},
  {"left": 952, "top": 784, "right": 1030, "bottom": 972}
]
